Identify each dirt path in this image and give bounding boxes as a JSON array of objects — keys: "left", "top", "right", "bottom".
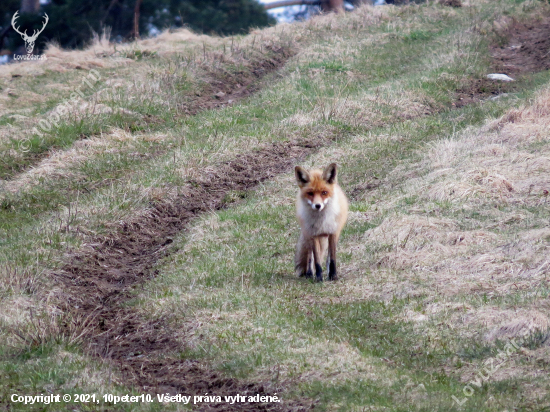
[
  {"left": 0, "top": 45, "right": 293, "bottom": 181},
  {"left": 491, "top": 16, "right": 550, "bottom": 75},
  {"left": 183, "top": 45, "right": 294, "bottom": 115},
  {"left": 455, "top": 15, "right": 550, "bottom": 107},
  {"left": 52, "top": 137, "right": 330, "bottom": 411}
]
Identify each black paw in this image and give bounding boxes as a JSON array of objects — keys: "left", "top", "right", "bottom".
[
  {"left": 315, "top": 263, "right": 323, "bottom": 282},
  {"left": 328, "top": 260, "right": 337, "bottom": 281}
]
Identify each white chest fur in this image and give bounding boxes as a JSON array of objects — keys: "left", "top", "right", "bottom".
[{"left": 297, "top": 190, "right": 341, "bottom": 236}]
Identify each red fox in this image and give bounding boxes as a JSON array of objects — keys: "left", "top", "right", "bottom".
[{"left": 294, "top": 163, "right": 348, "bottom": 282}]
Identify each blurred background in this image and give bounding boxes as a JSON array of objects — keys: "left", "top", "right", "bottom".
[{"left": 0, "top": 0, "right": 411, "bottom": 59}]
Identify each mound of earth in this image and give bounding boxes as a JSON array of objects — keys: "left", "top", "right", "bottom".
[{"left": 492, "top": 16, "right": 550, "bottom": 74}]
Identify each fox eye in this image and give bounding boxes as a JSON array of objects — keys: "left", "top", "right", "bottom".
[
  {"left": 307, "top": 192, "right": 314, "bottom": 196},
  {"left": 321, "top": 191, "right": 328, "bottom": 196}
]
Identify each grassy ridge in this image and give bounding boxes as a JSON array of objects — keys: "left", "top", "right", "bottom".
[
  {"left": 1, "top": 1, "right": 550, "bottom": 410},
  {"left": 138, "top": 101, "right": 548, "bottom": 411}
]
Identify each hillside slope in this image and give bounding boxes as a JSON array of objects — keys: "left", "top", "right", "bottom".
[{"left": 1, "top": 1, "right": 550, "bottom": 411}]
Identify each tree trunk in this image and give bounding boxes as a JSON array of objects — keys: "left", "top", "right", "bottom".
[
  {"left": 133, "top": 0, "right": 142, "bottom": 39},
  {"left": 320, "top": 0, "right": 344, "bottom": 12},
  {"left": 20, "top": 0, "right": 40, "bottom": 13}
]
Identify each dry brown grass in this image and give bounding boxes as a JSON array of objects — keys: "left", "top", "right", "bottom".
[
  {"left": 347, "top": 84, "right": 550, "bottom": 294},
  {"left": 1, "top": 128, "right": 167, "bottom": 195},
  {"left": 2, "top": 3, "right": 386, "bottom": 79},
  {"left": 326, "top": 88, "right": 550, "bottom": 400},
  {"left": 0, "top": 29, "right": 212, "bottom": 79},
  {"left": 2, "top": 2, "right": 549, "bottom": 408}
]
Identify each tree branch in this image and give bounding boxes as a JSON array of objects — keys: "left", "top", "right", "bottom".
[{"left": 264, "top": 0, "right": 321, "bottom": 10}]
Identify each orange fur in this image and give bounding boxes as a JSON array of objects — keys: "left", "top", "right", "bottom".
[{"left": 294, "top": 163, "right": 348, "bottom": 281}]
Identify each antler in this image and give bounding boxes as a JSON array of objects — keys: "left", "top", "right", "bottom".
[
  {"left": 28, "top": 13, "right": 48, "bottom": 41},
  {"left": 11, "top": 11, "right": 28, "bottom": 39}
]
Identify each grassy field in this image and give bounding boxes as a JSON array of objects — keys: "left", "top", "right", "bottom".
[{"left": 1, "top": 0, "right": 550, "bottom": 411}]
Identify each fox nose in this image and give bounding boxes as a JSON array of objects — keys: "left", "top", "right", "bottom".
[{"left": 315, "top": 204, "right": 321, "bottom": 210}]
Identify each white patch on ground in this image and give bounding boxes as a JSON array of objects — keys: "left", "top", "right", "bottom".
[{"left": 487, "top": 73, "right": 514, "bottom": 81}]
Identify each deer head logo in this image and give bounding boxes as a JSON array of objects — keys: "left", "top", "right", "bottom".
[{"left": 11, "top": 11, "right": 49, "bottom": 55}]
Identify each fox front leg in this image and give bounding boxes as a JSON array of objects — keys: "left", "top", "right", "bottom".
[
  {"left": 328, "top": 234, "right": 338, "bottom": 281},
  {"left": 312, "top": 238, "right": 323, "bottom": 282}
]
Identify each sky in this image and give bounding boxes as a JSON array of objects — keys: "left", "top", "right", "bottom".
[{"left": 258, "top": 0, "right": 311, "bottom": 22}]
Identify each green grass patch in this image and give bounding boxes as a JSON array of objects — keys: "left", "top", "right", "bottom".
[{"left": 2, "top": 1, "right": 550, "bottom": 410}]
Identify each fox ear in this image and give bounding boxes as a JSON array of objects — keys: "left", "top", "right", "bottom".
[
  {"left": 295, "top": 166, "right": 310, "bottom": 187},
  {"left": 323, "top": 163, "right": 337, "bottom": 184}
]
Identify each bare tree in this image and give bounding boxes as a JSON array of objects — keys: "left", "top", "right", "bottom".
[{"left": 133, "top": 0, "right": 142, "bottom": 39}]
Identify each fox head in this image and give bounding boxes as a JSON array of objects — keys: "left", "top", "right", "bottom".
[{"left": 295, "top": 163, "right": 338, "bottom": 211}]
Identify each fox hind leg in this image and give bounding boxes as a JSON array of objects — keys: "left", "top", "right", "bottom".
[
  {"left": 306, "top": 251, "right": 314, "bottom": 279},
  {"left": 296, "top": 233, "right": 313, "bottom": 278}
]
